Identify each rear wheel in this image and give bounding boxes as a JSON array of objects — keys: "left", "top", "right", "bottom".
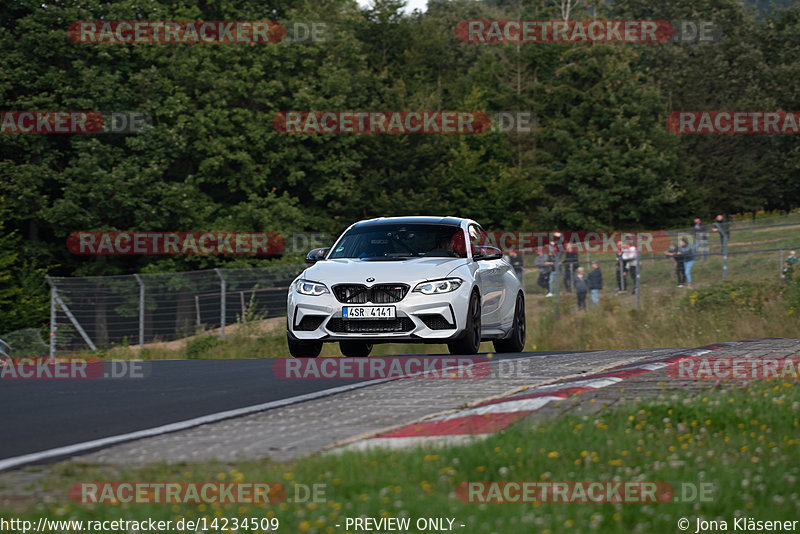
[
  {"left": 493, "top": 292, "right": 526, "bottom": 353},
  {"left": 287, "top": 335, "right": 322, "bottom": 358},
  {"left": 339, "top": 341, "right": 373, "bottom": 357},
  {"left": 448, "top": 291, "right": 481, "bottom": 355}
]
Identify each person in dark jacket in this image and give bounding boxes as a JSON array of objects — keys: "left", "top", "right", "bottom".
[
  {"left": 548, "top": 232, "right": 565, "bottom": 295},
  {"left": 562, "top": 243, "right": 579, "bottom": 292},
  {"left": 533, "top": 248, "right": 551, "bottom": 294},
  {"left": 574, "top": 267, "right": 589, "bottom": 310},
  {"left": 711, "top": 214, "right": 730, "bottom": 254},
  {"left": 615, "top": 241, "right": 627, "bottom": 291},
  {"left": 587, "top": 262, "right": 602, "bottom": 305},
  {"left": 506, "top": 249, "right": 524, "bottom": 283},
  {"left": 664, "top": 241, "right": 686, "bottom": 287},
  {"left": 679, "top": 237, "right": 696, "bottom": 288}
]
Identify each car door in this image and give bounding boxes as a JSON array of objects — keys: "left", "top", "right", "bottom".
[{"left": 469, "top": 224, "right": 505, "bottom": 327}]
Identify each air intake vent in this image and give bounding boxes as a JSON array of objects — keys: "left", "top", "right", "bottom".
[{"left": 332, "top": 284, "right": 409, "bottom": 304}]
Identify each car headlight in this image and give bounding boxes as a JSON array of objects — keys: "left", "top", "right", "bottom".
[
  {"left": 413, "top": 278, "right": 463, "bottom": 295},
  {"left": 295, "top": 279, "right": 329, "bottom": 296}
]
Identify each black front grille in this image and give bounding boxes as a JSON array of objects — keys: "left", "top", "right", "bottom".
[
  {"left": 419, "top": 314, "right": 455, "bottom": 330},
  {"left": 296, "top": 315, "right": 325, "bottom": 331},
  {"left": 327, "top": 317, "right": 414, "bottom": 333},
  {"left": 333, "top": 284, "right": 409, "bottom": 304}
]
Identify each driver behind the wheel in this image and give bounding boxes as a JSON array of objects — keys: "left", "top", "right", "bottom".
[{"left": 425, "top": 234, "right": 456, "bottom": 257}]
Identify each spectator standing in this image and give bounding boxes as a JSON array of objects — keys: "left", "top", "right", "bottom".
[
  {"left": 562, "top": 243, "right": 579, "bottom": 292},
  {"left": 679, "top": 237, "right": 696, "bottom": 288},
  {"left": 693, "top": 216, "right": 708, "bottom": 260},
  {"left": 534, "top": 248, "right": 551, "bottom": 295},
  {"left": 574, "top": 267, "right": 588, "bottom": 310},
  {"left": 506, "top": 249, "right": 524, "bottom": 283},
  {"left": 784, "top": 251, "right": 799, "bottom": 283},
  {"left": 548, "top": 232, "right": 565, "bottom": 296},
  {"left": 623, "top": 243, "right": 639, "bottom": 294},
  {"left": 587, "top": 262, "right": 603, "bottom": 305},
  {"left": 615, "top": 241, "right": 627, "bottom": 292},
  {"left": 711, "top": 214, "right": 730, "bottom": 251},
  {"left": 664, "top": 240, "right": 686, "bottom": 287}
]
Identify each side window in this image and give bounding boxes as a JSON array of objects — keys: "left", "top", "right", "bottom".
[{"left": 468, "top": 224, "right": 489, "bottom": 255}]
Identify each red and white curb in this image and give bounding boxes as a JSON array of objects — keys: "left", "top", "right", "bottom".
[{"left": 342, "top": 342, "right": 745, "bottom": 451}]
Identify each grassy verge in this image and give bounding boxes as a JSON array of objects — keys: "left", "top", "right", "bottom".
[
  {"left": 4, "top": 379, "right": 797, "bottom": 532},
  {"left": 526, "top": 276, "right": 800, "bottom": 351}
]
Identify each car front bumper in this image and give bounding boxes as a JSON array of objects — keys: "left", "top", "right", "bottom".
[{"left": 287, "top": 285, "right": 471, "bottom": 343}]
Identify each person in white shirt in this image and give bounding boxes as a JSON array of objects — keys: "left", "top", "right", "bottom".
[{"left": 622, "top": 244, "right": 639, "bottom": 294}]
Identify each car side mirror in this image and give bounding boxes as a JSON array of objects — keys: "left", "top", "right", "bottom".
[
  {"left": 306, "top": 247, "right": 330, "bottom": 263},
  {"left": 473, "top": 246, "right": 503, "bottom": 261}
]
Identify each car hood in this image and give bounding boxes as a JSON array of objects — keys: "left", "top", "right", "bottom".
[{"left": 301, "top": 257, "right": 466, "bottom": 285}]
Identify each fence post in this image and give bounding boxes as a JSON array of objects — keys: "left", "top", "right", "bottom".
[
  {"left": 215, "top": 269, "right": 226, "bottom": 340},
  {"left": 49, "top": 277, "right": 57, "bottom": 359},
  {"left": 722, "top": 235, "right": 728, "bottom": 280},
  {"left": 780, "top": 249, "right": 784, "bottom": 278},
  {"left": 133, "top": 274, "right": 145, "bottom": 354},
  {"left": 195, "top": 295, "right": 201, "bottom": 328},
  {"left": 553, "top": 255, "right": 561, "bottom": 320},
  {"left": 635, "top": 235, "right": 641, "bottom": 310},
  {"left": 45, "top": 275, "right": 97, "bottom": 352}
]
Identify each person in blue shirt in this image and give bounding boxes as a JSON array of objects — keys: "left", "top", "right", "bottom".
[{"left": 679, "top": 237, "right": 696, "bottom": 288}]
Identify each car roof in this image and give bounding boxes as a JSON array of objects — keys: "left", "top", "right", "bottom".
[{"left": 351, "top": 216, "right": 467, "bottom": 228}]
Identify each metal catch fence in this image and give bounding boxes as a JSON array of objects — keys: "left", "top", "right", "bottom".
[{"left": 46, "top": 265, "right": 305, "bottom": 354}]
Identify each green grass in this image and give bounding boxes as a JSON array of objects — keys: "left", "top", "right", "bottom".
[
  {"left": 5, "top": 379, "right": 798, "bottom": 533},
  {"left": 525, "top": 276, "right": 800, "bottom": 351}
]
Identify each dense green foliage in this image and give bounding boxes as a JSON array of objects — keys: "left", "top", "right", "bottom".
[{"left": 1, "top": 0, "right": 798, "bottom": 330}]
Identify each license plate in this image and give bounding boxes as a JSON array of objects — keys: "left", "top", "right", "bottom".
[{"left": 342, "top": 306, "right": 396, "bottom": 320}]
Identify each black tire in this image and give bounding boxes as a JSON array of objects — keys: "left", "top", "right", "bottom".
[
  {"left": 287, "top": 335, "right": 322, "bottom": 358},
  {"left": 448, "top": 291, "right": 481, "bottom": 355},
  {"left": 493, "top": 292, "right": 526, "bottom": 353},
  {"left": 339, "top": 341, "right": 373, "bottom": 357}
]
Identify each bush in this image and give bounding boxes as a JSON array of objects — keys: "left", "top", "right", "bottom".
[
  {"left": 185, "top": 335, "right": 224, "bottom": 359},
  {"left": 681, "top": 280, "right": 776, "bottom": 314},
  {"left": 0, "top": 328, "right": 49, "bottom": 357}
]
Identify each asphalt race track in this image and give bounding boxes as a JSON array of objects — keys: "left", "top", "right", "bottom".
[{"left": 1, "top": 351, "right": 574, "bottom": 464}]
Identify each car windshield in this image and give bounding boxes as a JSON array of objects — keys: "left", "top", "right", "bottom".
[{"left": 328, "top": 223, "right": 467, "bottom": 259}]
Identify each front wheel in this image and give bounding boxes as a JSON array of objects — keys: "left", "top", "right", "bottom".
[
  {"left": 448, "top": 291, "right": 481, "bottom": 355},
  {"left": 287, "top": 335, "right": 322, "bottom": 358},
  {"left": 493, "top": 292, "right": 526, "bottom": 353},
  {"left": 339, "top": 341, "right": 373, "bottom": 357}
]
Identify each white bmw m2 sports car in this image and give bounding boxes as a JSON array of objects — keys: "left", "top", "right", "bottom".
[{"left": 286, "top": 216, "right": 525, "bottom": 357}]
